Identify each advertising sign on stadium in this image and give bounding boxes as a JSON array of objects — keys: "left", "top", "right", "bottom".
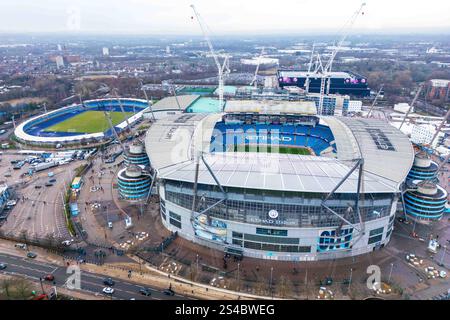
[
  {"left": 317, "top": 228, "right": 353, "bottom": 252},
  {"left": 247, "top": 216, "right": 297, "bottom": 227},
  {"left": 245, "top": 135, "right": 293, "bottom": 143}
]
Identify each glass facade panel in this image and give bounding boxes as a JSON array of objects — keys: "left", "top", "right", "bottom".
[
  {"left": 369, "top": 227, "right": 384, "bottom": 237},
  {"left": 164, "top": 181, "right": 393, "bottom": 228},
  {"left": 244, "top": 233, "right": 299, "bottom": 244},
  {"left": 368, "top": 234, "right": 383, "bottom": 244},
  {"left": 169, "top": 218, "right": 181, "bottom": 229}
]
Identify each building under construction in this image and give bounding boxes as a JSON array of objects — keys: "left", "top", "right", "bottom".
[{"left": 277, "top": 70, "right": 371, "bottom": 97}]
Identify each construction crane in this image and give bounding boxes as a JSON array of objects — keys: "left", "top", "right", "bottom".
[
  {"left": 250, "top": 47, "right": 265, "bottom": 88},
  {"left": 191, "top": 4, "right": 228, "bottom": 111},
  {"left": 429, "top": 107, "right": 450, "bottom": 147},
  {"left": 366, "top": 84, "right": 384, "bottom": 118},
  {"left": 399, "top": 84, "right": 423, "bottom": 130},
  {"left": 317, "top": 2, "right": 366, "bottom": 114},
  {"left": 304, "top": 43, "right": 316, "bottom": 94},
  {"left": 325, "top": 2, "right": 366, "bottom": 77}
]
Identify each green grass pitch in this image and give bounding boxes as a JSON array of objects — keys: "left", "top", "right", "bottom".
[
  {"left": 232, "top": 144, "right": 313, "bottom": 155},
  {"left": 44, "top": 111, "right": 134, "bottom": 134}
]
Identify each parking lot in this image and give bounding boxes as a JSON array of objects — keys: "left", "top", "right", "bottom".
[{"left": 0, "top": 151, "right": 86, "bottom": 241}]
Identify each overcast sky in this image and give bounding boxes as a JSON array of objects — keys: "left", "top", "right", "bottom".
[{"left": 0, "top": 0, "right": 449, "bottom": 35}]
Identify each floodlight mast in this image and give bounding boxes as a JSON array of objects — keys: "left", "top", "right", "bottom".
[{"left": 190, "top": 4, "right": 227, "bottom": 111}]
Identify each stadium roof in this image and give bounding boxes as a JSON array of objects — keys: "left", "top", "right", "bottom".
[
  {"left": 150, "top": 95, "right": 200, "bottom": 112},
  {"left": 158, "top": 153, "right": 400, "bottom": 194},
  {"left": 146, "top": 113, "right": 414, "bottom": 193}
]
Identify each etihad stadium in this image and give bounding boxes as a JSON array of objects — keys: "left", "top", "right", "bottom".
[{"left": 145, "top": 103, "right": 415, "bottom": 261}]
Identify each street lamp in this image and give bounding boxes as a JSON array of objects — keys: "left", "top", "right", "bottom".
[
  {"left": 412, "top": 218, "right": 417, "bottom": 235},
  {"left": 237, "top": 263, "right": 240, "bottom": 292},
  {"left": 440, "top": 245, "right": 447, "bottom": 266},
  {"left": 388, "top": 263, "right": 394, "bottom": 283},
  {"left": 270, "top": 267, "right": 274, "bottom": 299},
  {"left": 348, "top": 268, "right": 353, "bottom": 293},
  {"left": 196, "top": 254, "right": 199, "bottom": 273}
]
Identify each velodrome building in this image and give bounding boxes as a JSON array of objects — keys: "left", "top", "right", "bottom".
[{"left": 145, "top": 103, "right": 415, "bottom": 261}]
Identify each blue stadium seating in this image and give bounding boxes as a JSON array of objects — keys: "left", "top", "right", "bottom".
[{"left": 211, "top": 122, "right": 336, "bottom": 155}]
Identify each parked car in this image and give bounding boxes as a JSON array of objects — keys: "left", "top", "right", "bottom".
[
  {"left": 61, "top": 240, "right": 73, "bottom": 246},
  {"left": 6, "top": 200, "right": 17, "bottom": 207},
  {"left": 139, "top": 288, "right": 152, "bottom": 296},
  {"left": 102, "top": 287, "right": 114, "bottom": 295},
  {"left": 45, "top": 183, "right": 54, "bottom": 187},
  {"left": 27, "top": 252, "right": 37, "bottom": 259},
  {"left": 103, "top": 278, "right": 115, "bottom": 286},
  {"left": 0, "top": 263, "right": 7, "bottom": 270},
  {"left": 15, "top": 243, "right": 28, "bottom": 250}
]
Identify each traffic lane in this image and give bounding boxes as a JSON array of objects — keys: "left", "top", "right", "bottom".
[
  {"left": 0, "top": 253, "right": 58, "bottom": 274},
  {"left": 0, "top": 253, "right": 191, "bottom": 300},
  {"left": 75, "top": 269, "right": 191, "bottom": 300},
  {"left": 0, "top": 257, "right": 161, "bottom": 300},
  {"left": 0, "top": 256, "right": 60, "bottom": 284}
]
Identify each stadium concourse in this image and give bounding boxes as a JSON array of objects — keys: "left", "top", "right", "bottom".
[
  {"left": 14, "top": 98, "right": 149, "bottom": 147},
  {"left": 145, "top": 103, "right": 415, "bottom": 262}
]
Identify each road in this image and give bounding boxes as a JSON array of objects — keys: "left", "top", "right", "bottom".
[{"left": 0, "top": 252, "right": 193, "bottom": 300}]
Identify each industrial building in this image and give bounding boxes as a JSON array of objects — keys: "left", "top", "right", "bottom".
[{"left": 145, "top": 108, "right": 414, "bottom": 261}]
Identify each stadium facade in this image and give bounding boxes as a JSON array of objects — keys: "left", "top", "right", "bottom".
[
  {"left": 145, "top": 107, "right": 415, "bottom": 261},
  {"left": 124, "top": 141, "right": 150, "bottom": 167},
  {"left": 277, "top": 70, "right": 371, "bottom": 97},
  {"left": 403, "top": 152, "right": 448, "bottom": 223},
  {"left": 117, "top": 165, "right": 152, "bottom": 202}
]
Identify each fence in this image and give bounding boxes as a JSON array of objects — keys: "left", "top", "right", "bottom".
[{"left": 142, "top": 231, "right": 178, "bottom": 252}]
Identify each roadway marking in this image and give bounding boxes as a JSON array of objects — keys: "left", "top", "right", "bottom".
[{"left": 6, "top": 263, "right": 50, "bottom": 274}]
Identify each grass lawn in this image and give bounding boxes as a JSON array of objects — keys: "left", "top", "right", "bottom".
[
  {"left": 232, "top": 144, "right": 313, "bottom": 155},
  {"left": 44, "top": 111, "right": 133, "bottom": 134}
]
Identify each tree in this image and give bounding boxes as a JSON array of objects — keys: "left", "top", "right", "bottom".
[
  {"left": 1, "top": 279, "right": 12, "bottom": 298},
  {"left": 15, "top": 279, "right": 31, "bottom": 299}
]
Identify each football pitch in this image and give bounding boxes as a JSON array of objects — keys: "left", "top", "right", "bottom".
[
  {"left": 44, "top": 111, "right": 133, "bottom": 134},
  {"left": 231, "top": 144, "right": 313, "bottom": 155}
]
